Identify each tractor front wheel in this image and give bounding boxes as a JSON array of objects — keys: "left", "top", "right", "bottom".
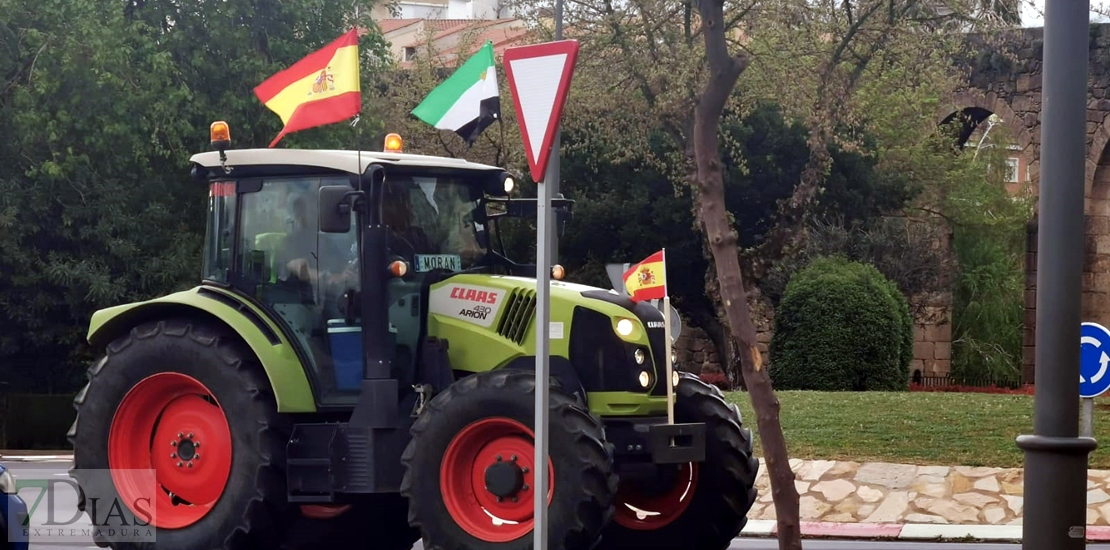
[
  {"left": 596, "top": 372, "right": 759, "bottom": 550},
  {"left": 401, "top": 370, "right": 617, "bottom": 550},
  {"left": 69, "top": 319, "right": 292, "bottom": 549}
]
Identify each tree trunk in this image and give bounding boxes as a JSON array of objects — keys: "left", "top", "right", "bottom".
[{"left": 691, "top": 1, "right": 802, "bottom": 549}]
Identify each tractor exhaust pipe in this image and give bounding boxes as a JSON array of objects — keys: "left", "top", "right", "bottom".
[{"left": 360, "top": 164, "right": 390, "bottom": 381}]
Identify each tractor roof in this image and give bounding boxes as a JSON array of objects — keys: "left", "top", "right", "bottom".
[{"left": 189, "top": 148, "right": 504, "bottom": 175}]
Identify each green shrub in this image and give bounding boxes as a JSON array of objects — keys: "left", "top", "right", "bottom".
[{"left": 768, "top": 256, "right": 913, "bottom": 391}]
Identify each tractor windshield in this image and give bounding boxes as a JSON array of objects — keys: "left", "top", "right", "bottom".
[{"left": 383, "top": 173, "right": 488, "bottom": 273}]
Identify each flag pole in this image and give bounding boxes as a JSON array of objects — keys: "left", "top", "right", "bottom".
[{"left": 663, "top": 248, "right": 675, "bottom": 426}]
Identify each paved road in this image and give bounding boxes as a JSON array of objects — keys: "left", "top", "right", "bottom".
[{"left": 8, "top": 461, "right": 1110, "bottom": 550}]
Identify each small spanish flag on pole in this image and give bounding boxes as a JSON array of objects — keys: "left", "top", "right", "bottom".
[
  {"left": 623, "top": 249, "right": 677, "bottom": 424},
  {"left": 254, "top": 29, "right": 362, "bottom": 148}
]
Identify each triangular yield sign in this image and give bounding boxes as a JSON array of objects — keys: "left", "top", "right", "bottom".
[{"left": 502, "top": 40, "right": 580, "bottom": 183}]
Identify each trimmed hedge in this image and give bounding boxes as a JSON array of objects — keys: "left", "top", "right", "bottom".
[{"left": 768, "top": 256, "right": 913, "bottom": 391}]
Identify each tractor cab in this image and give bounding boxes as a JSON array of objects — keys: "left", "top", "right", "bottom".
[{"left": 192, "top": 125, "right": 570, "bottom": 407}]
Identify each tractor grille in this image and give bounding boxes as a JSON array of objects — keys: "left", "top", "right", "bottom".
[{"left": 496, "top": 288, "right": 537, "bottom": 344}]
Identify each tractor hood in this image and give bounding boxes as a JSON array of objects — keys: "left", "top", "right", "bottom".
[
  {"left": 425, "top": 273, "right": 672, "bottom": 398},
  {"left": 426, "top": 274, "right": 667, "bottom": 337}
]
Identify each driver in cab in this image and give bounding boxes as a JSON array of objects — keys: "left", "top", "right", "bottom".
[{"left": 284, "top": 181, "right": 435, "bottom": 290}]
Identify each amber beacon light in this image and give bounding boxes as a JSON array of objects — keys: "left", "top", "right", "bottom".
[
  {"left": 384, "top": 133, "right": 403, "bottom": 152},
  {"left": 211, "top": 121, "right": 231, "bottom": 150}
]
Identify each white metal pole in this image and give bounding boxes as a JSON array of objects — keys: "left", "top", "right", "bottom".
[
  {"left": 534, "top": 159, "right": 555, "bottom": 550},
  {"left": 1082, "top": 397, "right": 1095, "bottom": 438},
  {"left": 664, "top": 294, "right": 675, "bottom": 425},
  {"left": 663, "top": 248, "right": 674, "bottom": 425}
]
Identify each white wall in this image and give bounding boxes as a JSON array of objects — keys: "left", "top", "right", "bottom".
[
  {"left": 469, "top": 0, "right": 507, "bottom": 18},
  {"left": 447, "top": 0, "right": 470, "bottom": 18},
  {"left": 398, "top": 2, "right": 448, "bottom": 18}
]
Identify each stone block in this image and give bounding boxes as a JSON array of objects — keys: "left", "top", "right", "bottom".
[
  {"left": 924, "top": 324, "right": 949, "bottom": 343},
  {"left": 914, "top": 325, "right": 926, "bottom": 342},
  {"left": 930, "top": 359, "right": 952, "bottom": 376},
  {"left": 1024, "top": 289, "right": 1036, "bottom": 309},
  {"left": 934, "top": 342, "right": 951, "bottom": 361},
  {"left": 1023, "top": 345, "right": 1036, "bottom": 366},
  {"left": 1017, "top": 74, "right": 1034, "bottom": 92},
  {"left": 855, "top": 463, "right": 917, "bottom": 489},
  {"left": 914, "top": 342, "right": 935, "bottom": 361}
]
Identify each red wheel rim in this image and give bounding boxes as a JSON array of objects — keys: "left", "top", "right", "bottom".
[
  {"left": 108, "top": 372, "right": 233, "bottom": 529},
  {"left": 439, "top": 418, "right": 555, "bottom": 542},
  {"left": 613, "top": 462, "right": 698, "bottom": 530}
]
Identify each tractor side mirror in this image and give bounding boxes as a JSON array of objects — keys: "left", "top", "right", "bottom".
[{"left": 319, "top": 185, "right": 352, "bottom": 233}]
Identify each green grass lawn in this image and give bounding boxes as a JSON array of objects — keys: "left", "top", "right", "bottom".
[{"left": 723, "top": 390, "right": 1110, "bottom": 469}]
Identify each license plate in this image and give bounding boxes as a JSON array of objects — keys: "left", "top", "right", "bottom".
[{"left": 414, "top": 254, "right": 462, "bottom": 272}]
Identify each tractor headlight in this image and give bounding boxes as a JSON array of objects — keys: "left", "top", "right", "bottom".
[
  {"left": 0, "top": 469, "right": 15, "bottom": 494},
  {"left": 638, "top": 370, "right": 652, "bottom": 388},
  {"left": 672, "top": 370, "right": 680, "bottom": 388},
  {"left": 616, "top": 318, "right": 635, "bottom": 337},
  {"left": 671, "top": 348, "right": 678, "bottom": 366},
  {"left": 634, "top": 348, "right": 646, "bottom": 364}
]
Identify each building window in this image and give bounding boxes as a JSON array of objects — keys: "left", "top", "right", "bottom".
[
  {"left": 404, "top": 47, "right": 417, "bottom": 61},
  {"left": 1005, "top": 157, "right": 1020, "bottom": 183}
]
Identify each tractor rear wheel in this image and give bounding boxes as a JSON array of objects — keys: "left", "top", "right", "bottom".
[
  {"left": 596, "top": 372, "right": 759, "bottom": 550},
  {"left": 68, "top": 319, "right": 292, "bottom": 549},
  {"left": 401, "top": 369, "right": 617, "bottom": 550}
]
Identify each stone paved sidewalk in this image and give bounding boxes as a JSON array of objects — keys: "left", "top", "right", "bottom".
[{"left": 749, "top": 458, "right": 1106, "bottom": 526}]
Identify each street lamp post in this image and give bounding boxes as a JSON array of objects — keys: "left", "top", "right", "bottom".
[{"left": 1016, "top": 1, "right": 1097, "bottom": 548}]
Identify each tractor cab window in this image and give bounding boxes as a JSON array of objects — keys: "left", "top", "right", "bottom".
[
  {"left": 383, "top": 174, "right": 487, "bottom": 274},
  {"left": 230, "top": 175, "right": 359, "bottom": 402},
  {"left": 202, "top": 181, "right": 236, "bottom": 283}
]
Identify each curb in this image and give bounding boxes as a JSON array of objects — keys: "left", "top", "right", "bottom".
[{"left": 739, "top": 520, "right": 1110, "bottom": 542}]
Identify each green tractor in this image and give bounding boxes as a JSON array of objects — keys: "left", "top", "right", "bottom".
[{"left": 67, "top": 125, "right": 759, "bottom": 550}]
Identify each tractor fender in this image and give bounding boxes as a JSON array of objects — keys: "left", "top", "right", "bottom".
[
  {"left": 499, "top": 355, "right": 588, "bottom": 407},
  {"left": 86, "top": 285, "right": 317, "bottom": 413}
]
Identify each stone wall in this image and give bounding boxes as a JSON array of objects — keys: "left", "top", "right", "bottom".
[
  {"left": 911, "top": 293, "right": 954, "bottom": 377},
  {"left": 949, "top": 24, "right": 1110, "bottom": 384},
  {"left": 674, "top": 290, "right": 953, "bottom": 379}
]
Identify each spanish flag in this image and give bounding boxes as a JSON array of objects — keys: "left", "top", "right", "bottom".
[
  {"left": 623, "top": 249, "right": 667, "bottom": 302},
  {"left": 254, "top": 29, "right": 361, "bottom": 148}
]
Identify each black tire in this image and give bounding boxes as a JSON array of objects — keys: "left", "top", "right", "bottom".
[
  {"left": 401, "top": 369, "right": 617, "bottom": 550},
  {"left": 68, "top": 318, "right": 293, "bottom": 549},
  {"left": 596, "top": 372, "right": 759, "bottom": 550}
]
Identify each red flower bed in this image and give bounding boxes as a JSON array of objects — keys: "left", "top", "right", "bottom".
[{"left": 909, "top": 383, "right": 1035, "bottom": 395}]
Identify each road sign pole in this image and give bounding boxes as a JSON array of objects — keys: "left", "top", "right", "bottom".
[
  {"left": 534, "top": 166, "right": 552, "bottom": 550},
  {"left": 502, "top": 39, "right": 579, "bottom": 550},
  {"left": 1082, "top": 398, "right": 1094, "bottom": 438},
  {"left": 1017, "top": 1, "right": 1097, "bottom": 548}
]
